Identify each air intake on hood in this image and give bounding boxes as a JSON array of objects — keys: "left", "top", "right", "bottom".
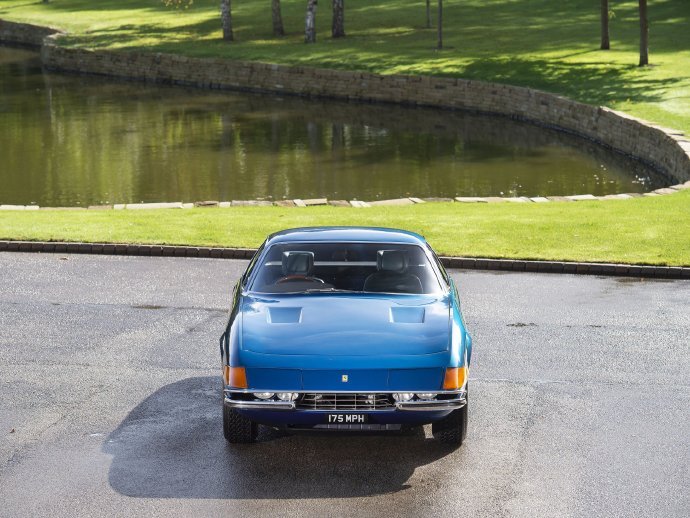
[
  {"left": 267, "top": 307, "right": 303, "bottom": 324},
  {"left": 389, "top": 307, "right": 425, "bottom": 323}
]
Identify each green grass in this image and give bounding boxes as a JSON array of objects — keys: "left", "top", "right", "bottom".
[
  {"left": 2, "top": 191, "right": 690, "bottom": 266},
  {"left": 2, "top": 0, "right": 689, "bottom": 133}
]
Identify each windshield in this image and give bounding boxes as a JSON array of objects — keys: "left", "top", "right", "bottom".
[{"left": 248, "top": 242, "right": 443, "bottom": 294}]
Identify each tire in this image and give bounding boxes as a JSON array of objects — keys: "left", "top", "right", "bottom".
[
  {"left": 223, "top": 404, "right": 258, "bottom": 443},
  {"left": 432, "top": 400, "right": 468, "bottom": 447}
]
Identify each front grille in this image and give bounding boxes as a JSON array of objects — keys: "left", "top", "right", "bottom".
[{"left": 297, "top": 393, "right": 394, "bottom": 410}]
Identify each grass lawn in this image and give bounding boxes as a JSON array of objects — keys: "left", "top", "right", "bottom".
[
  {"left": 2, "top": 190, "right": 690, "bottom": 266},
  {"left": 2, "top": 0, "right": 689, "bottom": 134}
]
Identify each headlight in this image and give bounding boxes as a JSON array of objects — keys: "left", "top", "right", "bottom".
[
  {"left": 254, "top": 392, "right": 275, "bottom": 400},
  {"left": 276, "top": 392, "right": 299, "bottom": 401},
  {"left": 415, "top": 393, "right": 437, "bottom": 400},
  {"left": 393, "top": 393, "right": 414, "bottom": 402}
]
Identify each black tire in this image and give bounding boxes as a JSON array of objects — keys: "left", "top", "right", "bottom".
[
  {"left": 432, "top": 402, "right": 468, "bottom": 447},
  {"left": 223, "top": 404, "right": 258, "bottom": 443}
]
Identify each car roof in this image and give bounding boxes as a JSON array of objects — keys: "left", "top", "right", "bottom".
[{"left": 265, "top": 227, "right": 427, "bottom": 246}]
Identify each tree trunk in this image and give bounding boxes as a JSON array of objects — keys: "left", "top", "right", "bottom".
[
  {"left": 437, "top": 0, "right": 443, "bottom": 49},
  {"left": 638, "top": 0, "right": 649, "bottom": 66},
  {"left": 305, "top": 0, "right": 317, "bottom": 43},
  {"left": 332, "top": 0, "right": 345, "bottom": 38},
  {"left": 426, "top": 0, "right": 432, "bottom": 29},
  {"left": 221, "top": 0, "right": 233, "bottom": 41},
  {"left": 600, "top": 0, "right": 610, "bottom": 50},
  {"left": 272, "top": 0, "right": 285, "bottom": 37}
]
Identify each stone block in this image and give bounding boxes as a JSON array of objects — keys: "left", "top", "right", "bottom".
[
  {"left": 368, "top": 198, "right": 414, "bottom": 206},
  {"left": 218, "top": 202, "right": 232, "bottom": 208},
  {"left": 232, "top": 200, "right": 273, "bottom": 206},
  {"left": 328, "top": 200, "right": 350, "bottom": 207},
  {"left": 652, "top": 188, "right": 679, "bottom": 195},
  {"left": 274, "top": 200, "right": 295, "bottom": 207},
  {"left": 565, "top": 194, "right": 598, "bottom": 201},
  {"left": 529, "top": 197, "right": 550, "bottom": 203},
  {"left": 349, "top": 200, "right": 370, "bottom": 208},
  {"left": 293, "top": 199, "right": 307, "bottom": 207},
  {"left": 423, "top": 198, "right": 454, "bottom": 203},
  {"left": 125, "top": 202, "right": 183, "bottom": 210},
  {"left": 194, "top": 201, "right": 219, "bottom": 207},
  {"left": 454, "top": 197, "right": 487, "bottom": 203},
  {"left": 409, "top": 197, "right": 425, "bottom": 204},
  {"left": 602, "top": 194, "right": 633, "bottom": 200},
  {"left": 302, "top": 198, "right": 328, "bottom": 206}
]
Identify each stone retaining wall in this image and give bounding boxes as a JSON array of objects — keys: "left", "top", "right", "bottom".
[
  {"left": 1, "top": 19, "right": 689, "bottom": 188},
  {"left": 0, "top": 19, "right": 59, "bottom": 47}
]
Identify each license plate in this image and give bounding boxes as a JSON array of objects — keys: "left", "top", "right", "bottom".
[{"left": 326, "top": 413, "right": 368, "bottom": 424}]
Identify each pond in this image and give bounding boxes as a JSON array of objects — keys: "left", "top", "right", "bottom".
[{"left": 0, "top": 46, "right": 671, "bottom": 207}]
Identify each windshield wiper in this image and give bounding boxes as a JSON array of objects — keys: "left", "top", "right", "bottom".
[{"left": 304, "top": 288, "right": 356, "bottom": 294}]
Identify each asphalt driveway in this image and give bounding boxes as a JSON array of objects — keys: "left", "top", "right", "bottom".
[{"left": 0, "top": 252, "right": 688, "bottom": 517}]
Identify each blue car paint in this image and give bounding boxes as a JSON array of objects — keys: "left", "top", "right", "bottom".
[{"left": 221, "top": 227, "right": 472, "bottom": 428}]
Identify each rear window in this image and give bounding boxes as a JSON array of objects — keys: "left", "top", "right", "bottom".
[{"left": 248, "top": 242, "right": 443, "bottom": 294}]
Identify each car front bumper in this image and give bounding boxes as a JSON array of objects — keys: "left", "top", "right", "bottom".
[{"left": 223, "top": 388, "right": 467, "bottom": 413}]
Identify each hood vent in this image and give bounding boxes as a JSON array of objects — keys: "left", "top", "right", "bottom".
[
  {"left": 267, "top": 307, "right": 303, "bottom": 324},
  {"left": 389, "top": 307, "right": 425, "bottom": 323}
]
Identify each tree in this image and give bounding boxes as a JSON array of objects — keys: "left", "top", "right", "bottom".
[
  {"left": 332, "top": 0, "right": 345, "bottom": 38},
  {"left": 600, "top": 0, "right": 610, "bottom": 50},
  {"left": 426, "top": 0, "right": 432, "bottom": 29},
  {"left": 639, "top": 0, "right": 649, "bottom": 66},
  {"left": 221, "top": 0, "right": 233, "bottom": 41},
  {"left": 305, "top": 0, "right": 317, "bottom": 43},
  {"left": 437, "top": 0, "right": 443, "bottom": 49},
  {"left": 272, "top": 0, "right": 285, "bottom": 37}
]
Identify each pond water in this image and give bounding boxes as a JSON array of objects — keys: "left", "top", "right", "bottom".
[{"left": 0, "top": 46, "right": 671, "bottom": 207}]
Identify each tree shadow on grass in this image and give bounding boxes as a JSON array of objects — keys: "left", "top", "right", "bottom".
[
  {"left": 460, "top": 57, "right": 679, "bottom": 107},
  {"left": 104, "top": 376, "right": 455, "bottom": 499}
]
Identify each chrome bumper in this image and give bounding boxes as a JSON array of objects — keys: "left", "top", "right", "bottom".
[
  {"left": 224, "top": 398, "right": 296, "bottom": 410},
  {"left": 224, "top": 388, "right": 466, "bottom": 412},
  {"left": 395, "top": 397, "right": 466, "bottom": 411}
]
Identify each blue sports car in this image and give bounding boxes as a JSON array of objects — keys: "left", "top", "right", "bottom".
[{"left": 220, "top": 227, "right": 472, "bottom": 447}]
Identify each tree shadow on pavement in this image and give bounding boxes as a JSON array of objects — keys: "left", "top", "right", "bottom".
[{"left": 104, "top": 376, "right": 454, "bottom": 499}]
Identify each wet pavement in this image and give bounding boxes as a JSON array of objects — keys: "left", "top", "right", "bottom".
[{"left": 0, "top": 252, "right": 688, "bottom": 517}]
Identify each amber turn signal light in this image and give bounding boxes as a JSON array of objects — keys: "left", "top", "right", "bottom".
[
  {"left": 223, "top": 366, "right": 248, "bottom": 388},
  {"left": 443, "top": 367, "right": 468, "bottom": 390}
]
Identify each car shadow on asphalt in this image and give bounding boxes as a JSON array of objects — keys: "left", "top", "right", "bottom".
[{"left": 104, "top": 376, "right": 454, "bottom": 499}]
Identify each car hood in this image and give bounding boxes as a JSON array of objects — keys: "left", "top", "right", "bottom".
[{"left": 240, "top": 293, "right": 450, "bottom": 356}]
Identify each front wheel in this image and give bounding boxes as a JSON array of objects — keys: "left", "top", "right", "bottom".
[
  {"left": 223, "top": 404, "right": 258, "bottom": 443},
  {"left": 432, "top": 401, "right": 468, "bottom": 447}
]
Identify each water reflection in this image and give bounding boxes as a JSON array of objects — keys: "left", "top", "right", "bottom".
[{"left": 0, "top": 46, "right": 671, "bottom": 207}]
